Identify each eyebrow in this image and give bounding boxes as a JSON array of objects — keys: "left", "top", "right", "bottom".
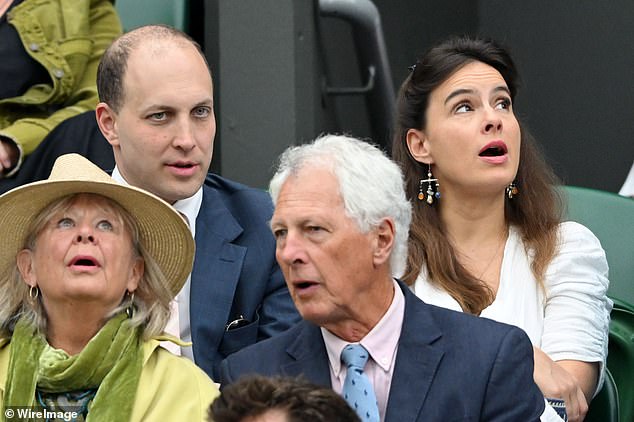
[
  {"left": 193, "top": 98, "right": 214, "bottom": 108},
  {"left": 143, "top": 98, "right": 214, "bottom": 113},
  {"left": 444, "top": 86, "right": 511, "bottom": 105}
]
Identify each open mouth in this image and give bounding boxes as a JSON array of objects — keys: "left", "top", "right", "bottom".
[
  {"left": 294, "top": 280, "right": 318, "bottom": 291},
  {"left": 69, "top": 256, "right": 99, "bottom": 268},
  {"left": 479, "top": 142, "right": 508, "bottom": 157}
]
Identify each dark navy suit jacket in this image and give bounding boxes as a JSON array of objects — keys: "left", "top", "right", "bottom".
[
  {"left": 219, "top": 281, "right": 544, "bottom": 421},
  {"left": 190, "top": 174, "right": 300, "bottom": 380}
]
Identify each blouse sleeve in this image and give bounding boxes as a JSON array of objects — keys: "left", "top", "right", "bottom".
[{"left": 541, "top": 221, "right": 612, "bottom": 393}]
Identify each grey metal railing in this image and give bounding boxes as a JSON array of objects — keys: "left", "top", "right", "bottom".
[{"left": 319, "top": 0, "right": 395, "bottom": 149}]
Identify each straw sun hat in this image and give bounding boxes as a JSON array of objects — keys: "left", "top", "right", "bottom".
[{"left": 0, "top": 153, "right": 194, "bottom": 297}]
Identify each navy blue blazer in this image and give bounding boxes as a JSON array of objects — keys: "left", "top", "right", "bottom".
[
  {"left": 189, "top": 174, "right": 300, "bottom": 380},
  {"left": 219, "top": 281, "right": 544, "bottom": 421}
]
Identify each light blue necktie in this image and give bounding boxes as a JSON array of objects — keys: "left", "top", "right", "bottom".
[{"left": 341, "top": 344, "right": 380, "bottom": 422}]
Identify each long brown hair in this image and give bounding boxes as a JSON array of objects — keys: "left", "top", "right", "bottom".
[{"left": 392, "top": 36, "right": 563, "bottom": 314}]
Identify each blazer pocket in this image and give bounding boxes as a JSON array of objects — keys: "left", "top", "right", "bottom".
[{"left": 218, "top": 313, "right": 260, "bottom": 355}]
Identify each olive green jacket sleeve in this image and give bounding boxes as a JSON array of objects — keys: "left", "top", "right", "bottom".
[{"left": 0, "top": 0, "right": 122, "bottom": 176}]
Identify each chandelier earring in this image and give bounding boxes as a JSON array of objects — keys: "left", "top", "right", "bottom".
[
  {"left": 417, "top": 164, "right": 440, "bottom": 205},
  {"left": 506, "top": 182, "right": 519, "bottom": 199}
]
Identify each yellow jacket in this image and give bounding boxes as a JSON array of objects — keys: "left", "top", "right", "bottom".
[
  {"left": 0, "top": 339, "right": 220, "bottom": 421},
  {"left": 0, "top": 0, "right": 122, "bottom": 174}
]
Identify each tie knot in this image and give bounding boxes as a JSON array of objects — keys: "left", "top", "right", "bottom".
[{"left": 341, "top": 344, "right": 369, "bottom": 369}]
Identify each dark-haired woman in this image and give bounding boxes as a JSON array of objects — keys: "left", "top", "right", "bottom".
[{"left": 392, "top": 36, "right": 611, "bottom": 422}]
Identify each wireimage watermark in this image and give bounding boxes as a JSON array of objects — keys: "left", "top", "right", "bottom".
[{"left": 4, "top": 407, "right": 79, "bottom": 421}]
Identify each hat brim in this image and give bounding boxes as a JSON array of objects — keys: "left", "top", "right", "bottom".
[{"left": 0, "top": 178, "right": 194, "bottom": 298}]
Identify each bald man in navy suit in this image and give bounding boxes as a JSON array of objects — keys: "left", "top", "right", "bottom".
[{"left": 95, "top": 25, "right": 300, "bottom": 380}]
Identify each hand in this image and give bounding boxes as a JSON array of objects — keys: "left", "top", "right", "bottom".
[
  {"left": 533, "top": 347, "right": 588, "bottom": 422},
  {"left": 0, "top": 137, "right": 19, "bottom": 174}
]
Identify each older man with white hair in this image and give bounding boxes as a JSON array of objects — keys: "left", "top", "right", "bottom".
[{"left": 219, "top": 134, "right": 545, "bottom": 422}]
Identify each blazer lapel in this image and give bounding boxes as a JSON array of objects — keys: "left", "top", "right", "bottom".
[
  {"left": 280, "top": 322, "right": 332, "bottom": 387},
  {"left": 190, "top": 185, "right": 246, "bottom": 362},
  {"left": 385, "top": 283, "right": 444, "bottom": 421}
]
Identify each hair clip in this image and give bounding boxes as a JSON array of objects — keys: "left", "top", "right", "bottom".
[{"left": 408, "top": 64, "right": 417, "bottom": 73}]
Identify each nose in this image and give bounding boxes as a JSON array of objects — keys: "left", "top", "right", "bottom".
[
  {"left": 276, "top": 231, "right": 307, "bottom": 266},
  {"left": 482, "top": 108, "right": 503, "bottom": 134},
  {"left": 74, "top": 224, "right": 96, "bottom": 244},
  {"left": 172, "top": 117, "right": 196, "bottom": 152}
]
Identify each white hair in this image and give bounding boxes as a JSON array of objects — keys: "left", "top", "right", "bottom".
[{"left": 269, "top": 134, "right": 412, "bottom": 277}]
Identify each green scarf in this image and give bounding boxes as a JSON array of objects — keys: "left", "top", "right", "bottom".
[{"left": 4, "top": 312, "right": 142, "bottom": 421}]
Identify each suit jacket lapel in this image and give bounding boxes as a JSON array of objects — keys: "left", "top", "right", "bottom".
[
  {"left": 190, "top": 185, "right": 246, "bottom": 362},
  {"left": 385, "top": 283, "right": 444, "bottom": 421},
  {"left": 273, "top": 284, "right": 445, "bottom": 419},
  {"left": 281, "top": 322, "right": 332, "bottom": 387}
]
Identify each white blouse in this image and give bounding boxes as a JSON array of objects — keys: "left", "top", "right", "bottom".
[{"left": 412, "top": 221, "right": 612, "bottom": 396}]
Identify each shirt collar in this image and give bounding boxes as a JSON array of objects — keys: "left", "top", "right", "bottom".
[{"left": 322, "top": 278, "right": 405, "bottom": 376}]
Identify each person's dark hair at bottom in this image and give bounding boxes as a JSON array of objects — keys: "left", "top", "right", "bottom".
[{"left": 209, "top": 375, "right": 361, "bottom": 422}]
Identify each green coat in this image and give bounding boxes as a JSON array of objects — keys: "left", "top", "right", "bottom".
[
  {"left": 0, "top": 0, "right": 122, "bottom": 174},
  {"left": 0, "top": 338, "right": 220, "bottom": 421}
]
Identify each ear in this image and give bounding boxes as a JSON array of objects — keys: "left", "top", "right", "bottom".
[
  {"left": 95, "top": 103, "right": 120, "bottom": 148},
  {"left": 372, "top": 218, "right": 395, "bottom": 267},
  {"left": 126, "top": 256, "right": 144, "bottom": 292},
  {"left": 16, "top": 249, "right": 37, "bottom": 288},
  {"left": 406, "top": 128, "right": 433, "bottom": 164}
]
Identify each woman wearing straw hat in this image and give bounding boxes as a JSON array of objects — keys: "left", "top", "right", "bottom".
[{"left": 0, "top": 154, "right": 218, "bottom": 420}]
